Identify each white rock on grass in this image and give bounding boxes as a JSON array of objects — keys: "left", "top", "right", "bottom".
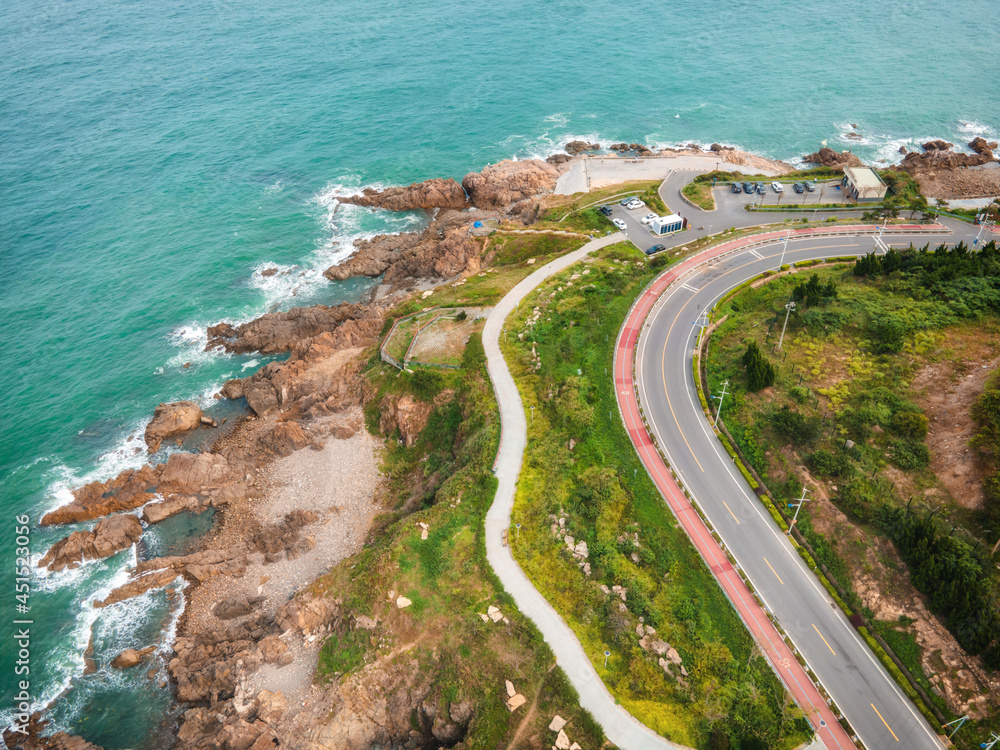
[
  {"left": 548, "top": 715, "right": 567, "bottom": 732},
  {"left": 505, "top": 679, "right": 516, "bottom": 697},
  {"left": 555, "top": 729, "right": 571, "bottom": 749},
  {"left": 395, "top": 596, "right": 412, "bottom": 609},
  {"left": 506, "top": 693, "right": 526, "bottom": 711}
]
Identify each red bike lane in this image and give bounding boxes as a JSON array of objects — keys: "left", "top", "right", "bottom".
[{"left": 612, "top": 225, "right": 946, "bottom": 749}]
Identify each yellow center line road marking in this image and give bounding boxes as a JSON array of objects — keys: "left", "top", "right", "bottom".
[
  {"left": 763, "top": 556, "right": 783, "bottom": 584},
  {"left": 722, "top": 501, "right": 741, "bottom": 525},
  {"left": 871, "top": 702, "right": 900, "bottom": 742},
  {"left": 812, "top": 623, "right": 836, "bottom": 655}
]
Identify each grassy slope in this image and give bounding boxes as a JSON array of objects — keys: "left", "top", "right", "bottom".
[
  {"left": 705, "top": 262, "right": 1000, "bottom": 747},
  {"left": 503, "top": 242, "right": 810, "bottom": 750},
  {"left": 308, "top": 339, "right": 606, "bottom": 750}
]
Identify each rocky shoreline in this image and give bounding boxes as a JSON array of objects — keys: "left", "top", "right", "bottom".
[{"left": 11, "top": 135, "right": 998, "bottom": 750}]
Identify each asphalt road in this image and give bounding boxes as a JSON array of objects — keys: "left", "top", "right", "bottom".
[{"left": 631, "top": 228, "right": 976, "bottom": 750}]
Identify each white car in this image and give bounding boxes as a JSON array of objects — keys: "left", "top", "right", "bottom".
[
  {"left": 626, "top": 199, "right": 645, "bottom": 210},
  {"left": 771, "top": 182, "right": 784, "bottom": 193},
  {"left": 640, "top": 213, "right": 658, "bottom": 225},
  {"left": 612, "top": 218, "right": 627, "bottom": 231}
]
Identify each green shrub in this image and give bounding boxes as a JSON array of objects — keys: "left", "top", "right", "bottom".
[
  {"left": 806, "top": 449, "right": 852, "bottom": 478},
  {"left": 888, "top": 439, "right": 930, "bottom": 470},
  {"left": 768, "top": 405, "right": 821, "bottom": 444},
  {"left": 742, "top": 341, "right": 776, "bottom": 392},
  {"left": 890, "top": 410, "right": 929, "bottom": 440}
]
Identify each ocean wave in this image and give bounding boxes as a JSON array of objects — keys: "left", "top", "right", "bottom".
[
  {"left": 28, "top": 548, "right": 136, "bottom": 718},
  {"left": 957, "top": 120, "right": 997, "bottom": 138}
]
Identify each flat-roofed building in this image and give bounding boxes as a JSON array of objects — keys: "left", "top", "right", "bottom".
[{"left": 842, "top": 166, "right": 887, "bottom": 202}]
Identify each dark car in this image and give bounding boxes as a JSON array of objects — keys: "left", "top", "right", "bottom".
[
  {"left": 755, "top": 182, "right": 766, "bottom": 194},
  {"left": 792, "top": 182, "right": 804, "bottom": 193},
  {"left": 646, "top": 244, "right": 666, "bottom": 255},
  {"left": 742, "top": 181, "right": 755, "bottom": 194},
  {"left": 599, "top": 205, "right": 613, "bottom": 216},
  {"left": 804, "top": 181, "right": 816, "bottom": 192},
  {"left": 731, "top": 182, "right": 742, "bottom": 194}
]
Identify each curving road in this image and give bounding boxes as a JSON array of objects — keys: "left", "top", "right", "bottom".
[{"left": 620, "top": 225, "right": 975, "bottom": 750}]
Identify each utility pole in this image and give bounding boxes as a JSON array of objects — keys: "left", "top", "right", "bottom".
[
  {"left": 980, "top": 732, "right": 1000, "bottom": 750},
  {"left": 788, "top": 486, "right": 811, "bottom": 533},
  {"left": 713, "top": 380, "right": 729, "bottom": 428},
  {"left": 992, "top": 536, "right": 1000, "bottom": 556},
  {"left": 778, "top": 300, "right": 796, "bottom": 350}
]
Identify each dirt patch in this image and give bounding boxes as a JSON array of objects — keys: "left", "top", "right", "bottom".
[
  {"left": 912, "top": 350, "right": 1000, "bottom": 511},
  {"left": 789, "top": 456, "right": 998, "bottom": 717},
  {"left": 408, "top": 307, "right": 490, "bottom": 366}
]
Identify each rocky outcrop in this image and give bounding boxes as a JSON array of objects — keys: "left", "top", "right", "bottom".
[
  {"left": 95, "top": 549, "right": 248, "bottom": 609},
  {"left": 546, "top": 153, "right": 572, "bottom": 165},
  {"left": 144, "top": 401, "right": 203, "bottom": 452},
  {"left": 969, "top": 137, "right": 999, "bottom": 157},
  {"left": 257, "top": 421, "right": 310, "bottom": 457},
  {"left": 899, "top": 140, "right": 995, "bottom": 175},
  {"left": 111, "top": 646, "right": 155, "bottom": 669},
  {"left": 324, "top": 220, "right": 483, "bottom": 289},
  {"left": 44, "top": 450, "right": 245, "bottom": 527},
  {"left": 461, "top": 159, "right": 561, "bottom": 210},
  {"left": 610, "top": 142, "right": 654, "bottom": 155},
  {"left": 206, "top": 301, "right": 382, "bottom": 355},
  {"left": 336, "top": 178, "right": 470, "bottom": 212},
  {"left": 922, "top": 139, "right": 953, "bottom": 151},
  {"left": 214, "top": 595, "right": 266, "bottom": 620},
  {"left": 564, "top": 140, "right": 599, "bottom": 155},
  {"left": 2, "top": 721, "right": 105, "bottom": 750},
  {"left": 379, "top": 394, "right": 433, "bottom": 447},
  {"left": 39, "top": 514, "right": 143, "bottom": 572},
  {"left": 803, "top": 146, "right": 863, "bottom": 169}
]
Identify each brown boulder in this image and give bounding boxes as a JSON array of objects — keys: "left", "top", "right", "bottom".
[
  {"left": 258, "top": 421, "right": 310, "bottom": 458},
  {"left": 144, "top": 401, "right": 203, "bottom": 452},
  {"left": 39, "top": 514, "right": 143, "bottom": 572},
  {"left": 380, "top": 394, "right": 432, "bottom": 447},
  {"left": 336, "top": 178, "right": 470, "bottom": 211},
  {"left": 564, "top": 140, "right": 599, "bottom": 155},
  {"left": 922, "top": 139, "right": 954, "bottom": 151},
  {"left": 899, "top": 148, "right": 993, "bottom": 174},
  {"left": 215, "top": 595, "right": 266, "bottom": 620},
  {"left": 158, "top": 452, "right": 234, "bottom": 495},
  {"left": 141, "top": 495, "right": 208, "bottom": 524},
  {"left": 969, "top": 137, "right": 998, "bottom": 158},
  {"left": 111, "top": 646, "right": 155, "bottom": 669},
  {"left": 802, "top": 146, "right": 862, "bottom": 169},
  {"left": 546, "top": 153, "right": 572, "bottom": 165},
  {"left": 220, "top": 378, "right": 245, "bottom": 399},
  {"left": 462, "top": 159, "right": 560, "bottom": 210},
  {"left": 324, "top": 220, "right": 482, "bottom": 289},
  {"left": 41, "top": 463, "right": 159, "bottom": 525},
  {"left": 206, "top": 301, "right": 380, "bottom": 355}
]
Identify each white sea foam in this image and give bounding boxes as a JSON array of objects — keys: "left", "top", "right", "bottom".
[
  {"left": 241, "top": 358, "right": 260, "bottom": 371},
  {"left": 957, "top": 120, "right": 997, "bottom": 138},
  {"left": 29, "top": 547, "right": 136, "bottom": 717}
]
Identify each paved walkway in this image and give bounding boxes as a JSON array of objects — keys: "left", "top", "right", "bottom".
[
  {"left": 482, "top": 232, "right": 686, "bottom": 750},
  {"left": 555, "top": 154, "right": 784, "bottom": 195}
]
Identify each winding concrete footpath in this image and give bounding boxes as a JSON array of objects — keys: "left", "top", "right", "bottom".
[{"left": 482, "top": 232, "right": 685, "bottom": 750}]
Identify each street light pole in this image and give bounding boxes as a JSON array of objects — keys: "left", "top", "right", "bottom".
[
  {"left": 713, "top": 380, "right": 729, "bottom": 428},
  {"left": 777, "top": 231, "right": 791, "bottom": 270},
  {"left": 778, "top": 300, "right": 796, "bottom": 350},
  {"left": 788, "top": 487, "right": 812, "bottom": 533}
]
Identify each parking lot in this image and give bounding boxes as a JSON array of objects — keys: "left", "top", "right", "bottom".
[
  {"left": 714, "top": 179, "right": 851, "bottom": 209},
  {"left": 604, "top": 199, "right": 674, "bottom": 254}
]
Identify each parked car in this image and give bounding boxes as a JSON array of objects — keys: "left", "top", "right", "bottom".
[
  {"left": 620, "top": 197, "right": 634, "bottom": 206},
  {"left": 804, "top": 181, "right": 816, "bottom": 192},
  {"left": 612, "top": 218, "right": 627, "bottom": 231},
  {"left": 792, "top": 182, "right": 804, "bottom": 193},
  {"left": 755, "top": 182, "right": 766, "bottom": 194},
  {"left": 742, "top": 181, "right": 755, "bottom": 194},
  {"left": 646, "top": 244, "right": 666, "bottom": 255},
  {"left": 771, "top": 182, "right": 784, "bottom": 193},
  {"left": 731, "top": 182, "right": 742, "bottom": 194},
  {"left": 640, "top": 213, "right": 657, "bottom": 225},
  {"left": 599, "top": 205, "right": 612, "bottom": 216},
  {"left": 626, "top": 199, "right": 645, "bottom": 210}
]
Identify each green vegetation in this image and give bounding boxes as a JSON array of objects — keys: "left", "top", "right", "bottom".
[
  {"left": 742, "top": 341, "right": 776, "bottom": 392},
  {"left": 504, "top": 244, "right": 810, "bottom": 749},
  {"left": 310, "top": 232, "right": 615, "bottom": 748},
  {"left": 706, "top": 248, "right": 1000, "bottom": 745},
  {"left": 681, "top": 179, "right": 715, "bottom": 210}
]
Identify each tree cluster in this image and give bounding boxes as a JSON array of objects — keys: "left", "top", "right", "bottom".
[
  {"left": 741, "top": 341, "right": 776, "bottom": 392},
  {"left": 791, "top": 273, "right": 837, "bottom": 307}
]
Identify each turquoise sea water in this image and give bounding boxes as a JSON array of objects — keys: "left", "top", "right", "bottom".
[{"left": 1, "top": 0, "right": 998, "bottom": 745}]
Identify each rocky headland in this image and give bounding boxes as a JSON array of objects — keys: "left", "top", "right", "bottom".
[{"left": 21, "top": 133, "right": 998, "bottom": 750}]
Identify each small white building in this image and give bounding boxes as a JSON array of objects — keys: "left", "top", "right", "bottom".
[
  {"left": 650, "top": 214, "right": 685, "bottom": 235},
  {"left": 842, "top": 166, "right": 887, "bottom": 202}
]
